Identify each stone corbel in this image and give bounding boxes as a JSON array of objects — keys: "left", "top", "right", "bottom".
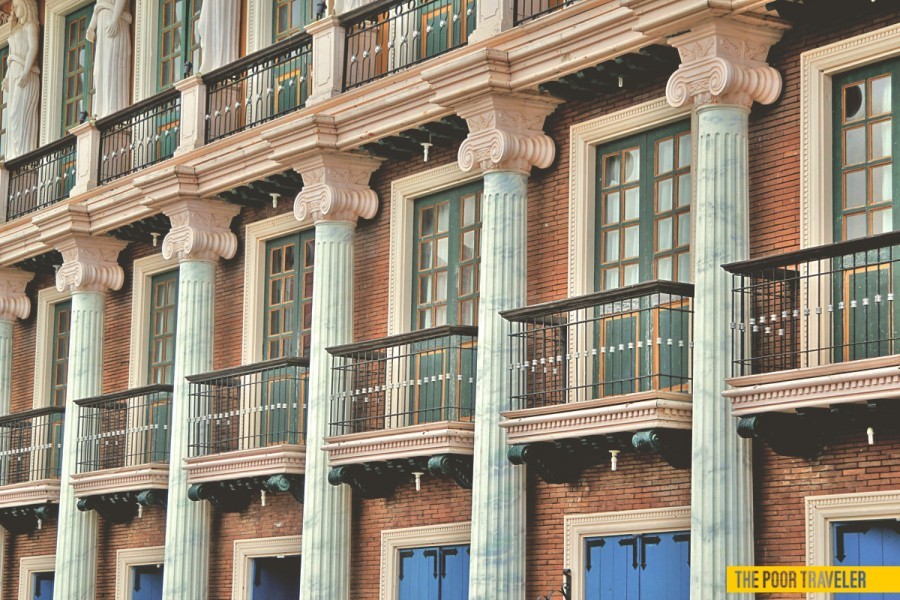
[
  {"left": 159, "top": 199, "right": 241, "bottom": 262},
  {"left": 292, "top": 151, "right": 381, "bottom": 224},
  {"left": 665, "top": 19, "right": 785, "bottom": 109},
  {"left": 0, "top": 269, "right": 34, "bottom": 322}
]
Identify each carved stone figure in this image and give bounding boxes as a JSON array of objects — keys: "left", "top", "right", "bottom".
[
  {"left": 196, "top": 0, "right": 240, "bottom": 73},
  {"left": 2, "top": 0, "right": 40, "bottom": 159},
  {"left": 86, "top": 0, "right": 132, "bottom": 118}
]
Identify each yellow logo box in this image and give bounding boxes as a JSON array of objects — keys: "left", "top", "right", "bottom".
[{"left": 726, "top": 567, "right": 900, "bottom": 593}]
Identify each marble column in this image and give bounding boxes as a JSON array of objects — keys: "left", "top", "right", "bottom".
[
  {"left": 160, "top": 199, "right": 239, "bottom": 600},
  {"left": 456, "top": 93, "right": 557, "bottom": 600},
  {"left": 292, "top": 152, "right": 380, "bottom": 600},
  {"left": 665, "top": 19, "right": 783, "bottom": 600},
  {"left": 49, "top": 234, "right": 126, "bottom": 600}
]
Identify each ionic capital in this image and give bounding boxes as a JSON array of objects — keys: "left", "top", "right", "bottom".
[
  {"left": 292, "top": 152, "right": 381, "bottom": 224},
  {"left": 666, "top": 19, "right": 784, "bottom": 109},
  {"left": 160, "top": 199, "right": 240, "bottom": 262},
  {"left": 0, "top": 269, "right": 33, "bottom": 322},
  {"left": 457, "top": 93, "right": 560, "bottom": 175}
]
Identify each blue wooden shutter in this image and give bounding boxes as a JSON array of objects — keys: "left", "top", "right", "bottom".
[
  {"left": 833, "top": 520, "right": 900, "bottom": 600},
  {"left": 131, "top": 565, "right": 163, "bottom": 600},
  {"left": 637, "top": 532, "right": 690, "bottom": 600},
  {"left": 398, "top": 548, "right": 440, "bottom": 600},
  {"left": 32, "top": 573, "right": 54, "bottom": 600},
  {"left": 440, "top": 544, "right": 470, "bottom": 600},
  {"left": 584, "top": 534, "right": 640, "bottom": 599},
  {"left": 251, "top": 556, "right": 301, "bottom": 599}
]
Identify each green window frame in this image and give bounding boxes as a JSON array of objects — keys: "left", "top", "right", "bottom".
[
  {"left": 50, "top": 300, "right": 72, "bottom": 408},
  {"left": 595, "top": 121, "right": 692, "bottom": 291},
  {"left": 148, "top": 270, "right": 179, "bottom": 385},
  {"left": 61, "top": 4, "right": 95, "bottom": 135},
  {"left": 0, "top": 45, "right": 8, "bottom": 158},
  {"left": 264, "top": 230, "right": 315, "bottom": 360},
  {"left": 412, "top": 181, "right": 482, "bottom": 329},
  {"left": 274, "top": 0, "right": 314, "bottom": 42},
  {"left": 157, "top": 0, "right": 202, "bottom": 92}
]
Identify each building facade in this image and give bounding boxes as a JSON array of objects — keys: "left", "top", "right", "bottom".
[{"left": 0, "top": 0, "right": 897, "bottom": 599}]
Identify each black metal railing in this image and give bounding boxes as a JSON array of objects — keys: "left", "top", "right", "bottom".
[
  {"left": 0, "top": 408, "right": 65, "bottom": 486},
  {"left": 343, "top": 0, "right": 476, "bottom": 90},
  {"left": 5, "top": 135, "right": 77, "bottom": 221},
  {"left": 97, "top": 88, "right": 182, "bottom": 185},
  {"left": 726, "top": 230, "right": 900, "bottom": 376},
  {"left": 204, "top": 33, "right": 313, "bottom": 143},
  {"left": 513, "top": 0, "right": 573, "bottom": 25},
  {"left": 75, "top": 385, "right": 173, "bottom": 473},
  {"left": 187, "top": 357, "right": 309, "bottom": 457},
  {"left": 328, "top": 325, "right": 478, "bottom": 435},
  {"left": 503, "top": 281, "right": 694, "bottom": 411}
]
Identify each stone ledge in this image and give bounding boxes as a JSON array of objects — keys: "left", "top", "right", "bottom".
[
  {"left": 184, "top": 443, "right": 306, "bottom": 484},
  {"left": 0, "top": 478, "right": 61, "bottom": 509},
  {"left": 323, "top": 421, "right": 475, "bottom": 466},
  {"left": 70, "top": 463, "right": 170, "bottom": 498}
]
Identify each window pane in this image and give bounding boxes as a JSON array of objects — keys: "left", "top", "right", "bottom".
[
  {"left": 436, "top": 238, "right": 448, "bottom": 267},
  {"left": 624, "top": 187, "right": 640, "bottom": 220},
  {"left": 623, "top": 263, "right": 639, "bottom": 286},
  {"left": 604, "top": 192, "right": 620, "bottom": 224},
  {"left": 872, "top": 164, "right": 892, "bottom": 204},
  {"left": 603, "top": 154, "right": 621, "bottom": 187},
  {"left": 603, "top": 268, "right": 619, "bottom": 290},
  {"left": 657, "top": 256, "right": 673, "bottom": 280},
  {"left": 870, "top": 119, "right": 892, "bottom": 160},
  {"left": 844, "top": 169, "right": 867, "bottom": 208},
  {"left": 462, "top": 194, "right": 476, "bottom": 226},
  {"left": 678, "top": 213, "right": 690, "bottom": 246},
  {"left": 435, "top": 271, "right": 448, "bottom": 302},
  {"left": 677, "top": 173, "right": 691, "bottom": 207},
  {"left": 604, "top": 230, "right": 620, "bottom": 262},
  {"left": 657, "top": 178, "right": 673, "bottom": 212},
  {"left": 657, "top": 137, "right": 674, "bottom": 174},
  {"left": 419, "top": 241, "right": 433, "bottom": 270},
  {"left": 844, "top": 82, "right": 866, "bottom": 122},
  {"left": 461, "top": 231, "right": 476, "bottom": 261},
  {"left": 657, "top": 217, "right": 673, "bottom": 251},
  {"left": 436, "top": 203, "right": 450, "bottom": 232},
  {"left": 678, "top": 252, "right": 691, "bottom": 282},
  {"left": 844, "top": 126, "right": 866, "bottom": 165},
  {"left": 872, "top": 208, "right": 892, "bottom": 235},
  {"left": 623, "top": 225, "right": 639, "bottom": 259},
  {"left": 623, "top": 148, "right": 640, "bottom": 182},
  {"left": 870, "top": 75, "right": 891, "bottom": 116},
  {"left": 678, "top": 133, "right": 691, "bottom": 168},
  {"left": 421, "top": 207, "right": 434, "bottom": 236},
  {"left": 846, "top": 213, "right": 867, "bottom": 239}
]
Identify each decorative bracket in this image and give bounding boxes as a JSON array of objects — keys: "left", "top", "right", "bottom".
[
  {"left": 631, "top": 429, "right": 692, "bottom": 469},
  {"left": 76, "top": 489, "right": 167, "bottom": 524},
  {"left": 0, "top": 503, "right": 57, "bottom": 534},
  {"left": 426, "top": 454, "right": 473, "bottom": 489},
  {"left": 328, "top": 464, "right": 403, "bottom": 499},
  {"left": 737, "top": 413, "right": 822, "bottom": 459},
  {"left": 188, "top": 474, "right": 304, "bottom": 511},
  {"left": 508, "top": 436, "right": 620, "bottom": 484}
]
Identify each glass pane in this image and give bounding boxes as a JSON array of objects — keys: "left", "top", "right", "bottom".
[
  {"left": 657, "top": 256, "right": 673, "bottom": 280},
  {"left": 419, "top": 241, "right": 433, "bottom": 270},
  {"left": 657, "top": 138, "right": 674, "bottom": 174},
  {"left": 678, "top": 252, "right": 691, "bottom": 282},
  {"left": 271, "top": 248, "right": 283, "bottom": 274},
  {"left": 419, "top": 275, "right": 432, "bottom": 303},
  {"left": 603, "top": 154, "right": 621, "bottom": 187},
  {"left": 623, "top": 263, "right": 639, "bottom": 286},
  {"left": 845, "top": 213, "right": 867, "bottom": 239},
  {"left": 678, "top": 133, "right": 691, "bottom": 168},
  {"left": 872, "top": 164, "right": 892, "bottom": 204},
  {"left": 657, "top": 178, "right": 673, "bottom": 212},
  {"left": 437, "top": 203, "right": 450, "bottom": 232},
  {"left": 872, "top": 208, "right": 892, "bottom": 235},
  {"left": 270, "top": 280, "right": 282, "bottom": 304},
  {"left": 624, "top": 187, "right": 640, "bottom": 220},
  {"left": 657, "top": 217, "right": 673, "bottom": 251},
  {"left": 844, "top": 126, "right": 866, "bottom": 166},
  {"left": 870, "top": 119, "right": 891, "bottom": 160},
  {"left": 419, "top": 310, "right": 431, "bottom": 329},
  {"left": 461, "top": 231, "right": 476, "bottom": 261},
  {"left": 623, "top": 226, "right": 639, "bottom": 259},
  {"left": 844, "top": 169, "right": 867, "bottom": 208},
  {"left": 604, "top": 230, "right": 619, "bottom": 262},
  {"left": 604, "top": 192, "right": 620, "bottom": 224},
  {"left": 436, "top": 238, "right": 448, "bottom": 267},
  {"left": 421, "top": 207, "right": 434, "bottom": 236},
  {"left": 269, "top": 311, "right": 280, "bottom": 335},
  {"left": 460, "top": 265, "right": 475, "bottom": 295},
  {"left": 284, "top": 245, "right": 295, "bottom": 271},
  {"left": 462, "top": 194, "right": 476, "bottom": 226},
  {"left": 435, "top": 271, "right": 448, "bottom": 301},
  {"left": 677, "top": 173, "right": 691, "bottom": 207},
  {"left": 603, "top": 268, "right": 619, "bottom": 290},
  {"left": 434, "top": 305, "right": 447, "bottom": 326},
  {"left": 459, "top": 301, "right": 474, "bottom": 325},
  {"left": 844, "top": 82, "right": 865, "bottom": 122},
  {"left": 623, "top": 148, "right": 640, "bottom": 183},
  {"left": 678, "top": 213, "right": 690, "bottom": 246},
  {"left": 871, "top": 75, "right": 891, "bottom": 116}
]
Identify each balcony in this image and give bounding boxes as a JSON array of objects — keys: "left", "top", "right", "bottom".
[
  {"left": 500, "top": 281, "right": 694, "bottom": 482},
  {"left": 70, "top": 385, "right": 172, "bottom": 523},
  {"left": 5, "top": 135, "right": 77, "bottom": 221},
  {"left": 0, "top": 407, "right": 65, "bottom": 533},
  {"left": 342, "top": 0, "right": 476, "bottom": 90},
  {"left": 204, "top": 33, "right": 313, "bottom": 143},
  {"left": 325, "top": 325, "right": 478, "bottom": 498},
  {"left": 185, "top": 357, "right": 308, "bottom": 511},
  {"left": 514, "top": 0, "right": 576, "bottom": 25},
  {"left": 724, "top": 230, "right": 900, "bottom": 458}
]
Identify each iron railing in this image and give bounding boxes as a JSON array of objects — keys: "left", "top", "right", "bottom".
[
  {"left": 328, "top": 325, "right": 478, "bottom": 435},
  {"left": 187, "top": 357, "right": 309, "bottom": 457},
  {"left": 342, "top": 0, "right": 476, "bottom": 90},
  {"left": 204, "top": 33, "right": 313, "bottom": 143},
  {"left": 0, "top": 407, "right": 65, "bottom": 486},
  {"left": 75, "top": 385, "right": 173, "bottom": 473},
  {"left": 725, "top": 230, "right": 900, "bottom": 376},
  {"left": 97, "top": 88, "right": 181, "bottom": 185},
  {"left": 5, "top": 135, "right": 77, "bottom": 221},
  {"left": 513, "top": 0, "right": 574, "bottom": 24},
  {"left": 503, "top": 281, "right": 694, "bottom": 410}
]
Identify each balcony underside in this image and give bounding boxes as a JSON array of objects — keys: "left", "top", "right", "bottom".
[
  {"left": 323, "top": 421, "right": 475, "bottom": 466},
  {"left": 184, "top": 443, "right": 306, "bottom": 484},
  {"left": 70, "top": 463, "right": 169, "bottom": 498},
  {"left": 724, "top": 355, "right": 900, "bottom": 417},
  {"left": 0, "top": 478, "right": 60, "bottom": 510}
]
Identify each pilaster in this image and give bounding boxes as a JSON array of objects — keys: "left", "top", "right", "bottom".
[
  {"left": 665, "top": 17, "right": 783, "bottom": 600},
  {"left": 306, "top": 17, "right": 346, "bottom": 106},
  {"left": 175, "top": 75, "right": 208, "bottom": 156},
  {"left": 69, "top": 121, "right": 101, "bottom": 197}
]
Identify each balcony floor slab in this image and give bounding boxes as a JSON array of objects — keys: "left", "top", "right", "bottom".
[
  {"left": 184, "top": 443, "right": 306, "bottom": 485},
  {"left": 323, "top": 421, "right": 475, "bottom": 466},
  {"left": 0, "top": 478, "right": 61, "bottom": 510},
  {"left": 70, "top": 463, "right": 170, "bottom": 498}
]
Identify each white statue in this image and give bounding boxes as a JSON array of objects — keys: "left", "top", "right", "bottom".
[
  {"left": 2, "top": 0, "right": 40, "bottom": 159},
  {"left": 86, "top": 0, "right": 132, "bottom": 118},
  {"left": 196, "top": 0, "right": 240, "bottom": 73}
]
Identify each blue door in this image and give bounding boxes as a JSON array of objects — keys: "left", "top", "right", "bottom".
[
  {"left": 833, "top": 520, "right": 900, "bottom": 600},
  {"left": 32, "top": 572, "right": 54, "bottom": 600},
  {"left": 131, "top": 565, "right": 163, "bottom": 600},
  {"left": 398, "top": 544, "right": 470, "bottom": 600},
  {"left": 584, "top": 532, "right": 689, "bottom": 599},
  {"left": 251, "top": 555, "right": 301, "bottom": 600}
]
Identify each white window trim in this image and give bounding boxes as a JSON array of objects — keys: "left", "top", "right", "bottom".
[
  {"left": 805, "top": 490, "right": 900, "bottom": 600},
  {"left": 247, "top": 0, "right": 275, "bottom": 53},
  {"left": 380, "top": 521, "right": 471, "bottom": 600},
  {"left": 387, "top": 162, "right": 482, "bottom": 335},
  {"left": 567, "top": 98, "right": 692, "bottom": 298},
  {"left": 115, "top": 545, "right": 164, "bottom": 600},
  {"left": 128, "top": 254, "right": 179, "bottom": 388},
  {"left": 563, "top": 506, "right": 691, "bottom": 600},
  {"left": 241, "top": 212, "right": 314, "bottom": 365},
  {"left": 232, "top": 535, "right": 302, "bottom": 600},
  {"left": 18, "top": 554, "right": 55, "bottom": 600},
  {"left": 800, "top": 22, "right": 900, "bottom": 250},
  {"left": 32, "top": 286, "right": 72, "bottom": 409},
  {"left": 40, "top": 0, "right": 97, "bottom": 146}
]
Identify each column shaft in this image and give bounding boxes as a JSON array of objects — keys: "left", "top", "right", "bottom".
[
  {"left": 690, "top": 105, "right": 755, "bottom": 599},
  {"left": 55, "top": 291, "right": 104, "bottom": 600},
  {"left": 300, "top": 220, "right": 355, "bottom": 600},
  {"left": 469, "top": 171, "right": 528, "bottom": 599},
  {"left": 162, "top": 260, "right": 216, "bottom": 600},
  {"left": 0, "top": 320, "right": 12, "bottom": 414}
]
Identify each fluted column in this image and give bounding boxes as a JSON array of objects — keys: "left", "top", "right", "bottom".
[
  {"left": 456, "top": 92, "right": 558, "bottom": 600},
  {"left": 42, "top": 227, "right": 126, "bottom": 600},
  {"left": 666, "top": 19, "right": 783, "bottom": 600},
  {"left": 160, "top": 199, "right": 239, "bottom": 600},
  {"left": 293, "top": 151, "right": 380, "bottom": 600}
]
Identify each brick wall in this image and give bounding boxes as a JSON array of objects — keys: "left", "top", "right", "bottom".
[
  {"left": 3, "top": 523, "right": 57, "bottom": 599},
  {"left": 95, "top": 507, "right": 167, "bottom": 599}
]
